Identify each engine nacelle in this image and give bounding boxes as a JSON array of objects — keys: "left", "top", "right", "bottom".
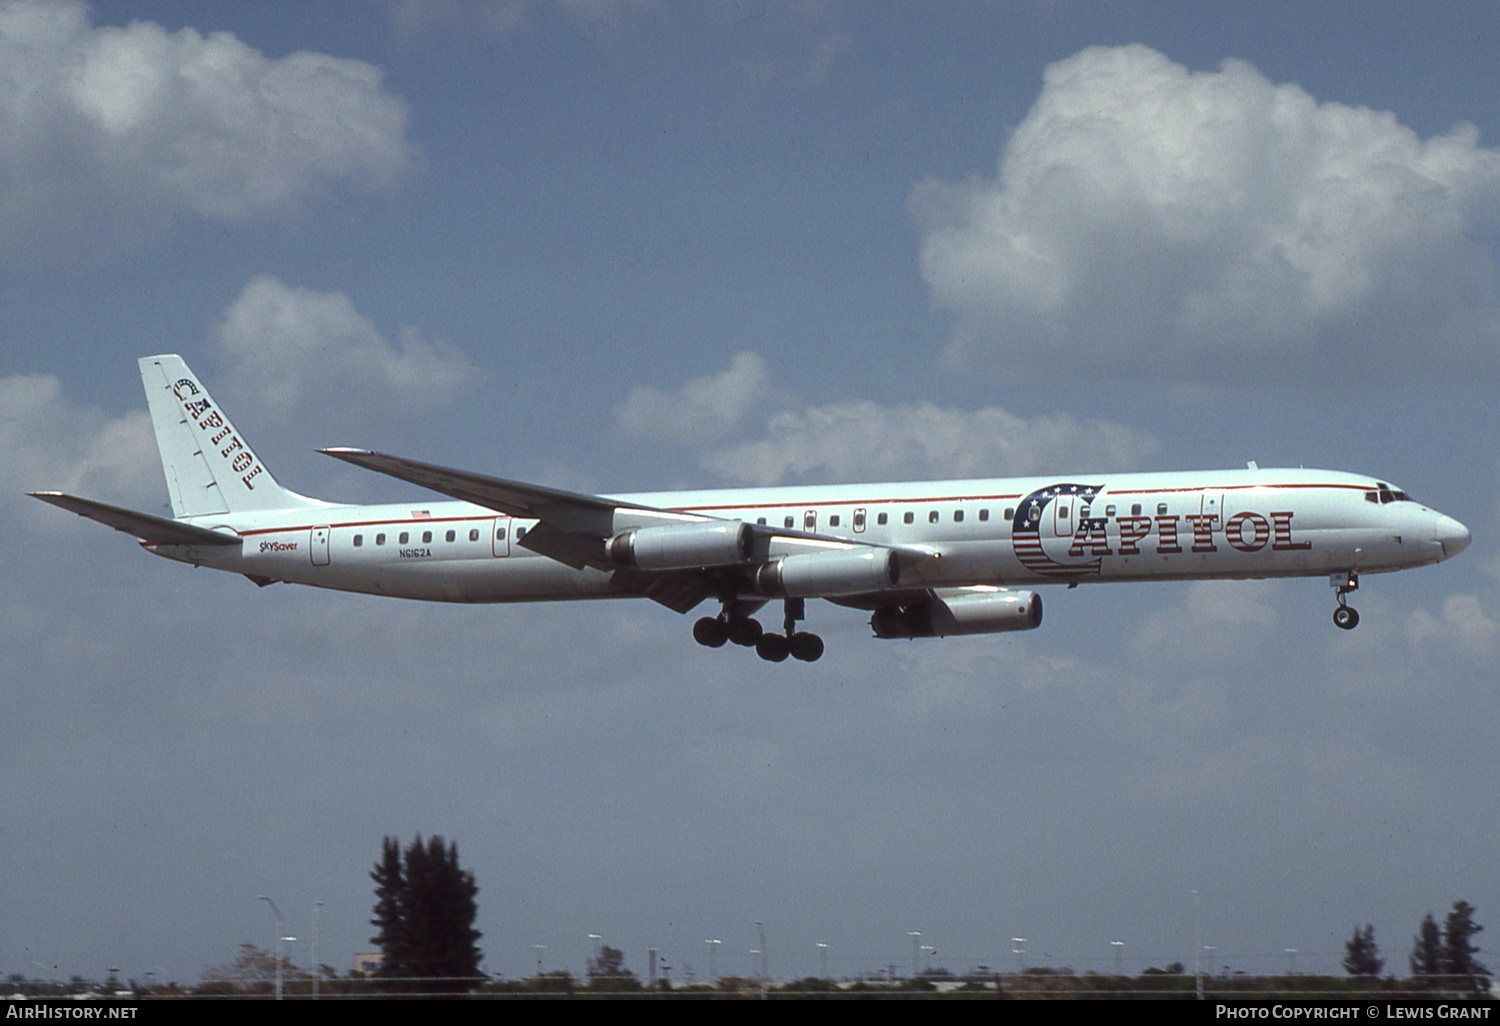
[
  {"left": 606, "top": 521, "right": 752, "bottom": 570},
  {"left": 871, "top": 590, "right": 1043, "bottom": 638},
  {"left": 754, "top": 549, "right": 900, "bottom": 597}
]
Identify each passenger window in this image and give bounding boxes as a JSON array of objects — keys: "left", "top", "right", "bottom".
[
  {"left": 422, "top": 531, "right": 432, "bottom": 544},
  {"left": 1105, "top": 505, "right": 1116, "bottom": 516},
  {"left": 979, "top": 508, "right": 989, "bottom": 522},
  {"left": 829, "top": 514, "right": 841, "bottom": 527},
  {"left": 445, "top": 530, "right": 456, "bottom": 543},
  {"left": 495, "top": 528, "right": 507, "bottom": 541},
  {"left": 803, "top": 511, "right": 817, "bottom": 530},
  {"left": 1131, "top": 503, "right": 1142, "bottom": 516},
  {"left": 353, "top": 534, "right": 363, "bottom": 547},
  {"left": 376, "top": 533, "right": 386, "bottom": 545},
  {"left": 903, "top": 512, "right": 914, "bottom": 525},
  {"left": 853, "top": 510, "right": 866, "bottom": 530},
  {"left": 398, "top": 531, "right": 409, "bottom": 544},
  {"left": 1004, "top": 508, "right": 1014, "bottom": 520},
  {"left": 1157, "top": 503, "right": 1168, "bottom": 515},
  {"left": 516, "top": 527, "right": 527, "bottom": 540},
  {"left": 469, "top": 528, "right": 480, "bottom": 542},
  {"left": 784, "top": 516, "right": 795, "bottom": 529},
  {"left": 928, "top": 510, "right": 939, "bottom": 523},
  {"left": 877, "top": 512, "right": 888, "bottom": 526},
  {"left": 953, "top": 509, "right": 964, "bottom": 522},
  {"left": 757, "top": 517, "right": 766, "bottom": 525}
]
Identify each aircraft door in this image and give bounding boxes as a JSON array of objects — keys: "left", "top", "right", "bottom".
[
  {"left": 1052, "top": 495, "right": 1074, "bottom": 540},
  {"left": 1201, "top": 491, "right": 1223, "bottom": 521},
  {"left": 310, "top": 526, "right": 330, "bottom": 566},
  {"left": 492, "top": 517, "right": 512, "bottom": 557}
]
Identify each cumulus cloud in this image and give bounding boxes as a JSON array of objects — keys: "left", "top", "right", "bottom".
[
  {"left": 211, "top": 275, "right": 472, "bottom": 424},
  {"left": 1129, "top": 579, "right": 1279, "bottom": 669},
  {"left": 381, "top": 0, "right": 651, "bottom": 40},
  {"left": 1406, "top": 592, "right": 1500, "bottom": 660},
  {"left": 615, "top": 352, "right": 773, "bottom": 444},
  {"left": 1, "top": 373, "right": 159, "bottom": 515},
  {"left": 0, "top": 0, "right": 416, "bottom": 258},
  {"left": 617, "top": 351, "right": 1158, "bottom": 485},
  {"left": 707, "top": 398, "right": 1159, "bottom": 485},
  {"left": 913, "top": 45, "right": 1500, "bottom": 384}
]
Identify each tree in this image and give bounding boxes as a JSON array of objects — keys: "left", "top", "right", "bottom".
[
  {"left": 1441, "top": 901, "right": 1488, "bottom": 993},
  {"left": 1411, "top": 912, "right": 1443, "bottom": 981},
  {"left": 199, "top": 943, "right": 304, "bottom": 995},
  {"left": 369, "top": 834, "right": 483, "bottom": 995},
  {"left": 586, "top": 945, "right": 640, "bottom": 991},
  {"left": 1343, "top": 923, "right": 1384, "bottom": 977},
  {"left": 370, "top": 837, "right": 409, "bottom": 977}
]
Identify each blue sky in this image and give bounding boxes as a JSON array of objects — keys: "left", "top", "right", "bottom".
[{"left": 4, "top": 0, "right": 1499, "bottom": 985}]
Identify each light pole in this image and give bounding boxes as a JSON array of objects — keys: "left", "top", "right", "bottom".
[
  {"left": 1011, "top": 937, "right": 1027, "bottom": 975},
  {"left": 1285, "top": 948, "right": 1298, "bottom": 975},
  {"left": 588, "top": 934, "right": 602, "bottom": 972},
  {"left": 908, "top": 931, "right": 921, "bottom": 978},
  {"left": 816, "top": 942, "right": 829, "bottom": 979},
  {"left": 1192, "top": 890, "right": 1203, "bottom": 1001},
  {"left": 532, "top": 944, "right": 546, "bottom": 977},
  {"left": 705, "top": 939, "right": 720, "bottom": 981},
  {"left": 755, "top": 921, "right": 768, "bottom": 980},
  {"left": 1111, "top": 939, "right": 1125, "bottom": 976},
  {"left": 312, "top": 901, "right": 324, "bottom": 1001},
  {"left": 257, "top": 896, "right": 286, "bottom": 1001}
]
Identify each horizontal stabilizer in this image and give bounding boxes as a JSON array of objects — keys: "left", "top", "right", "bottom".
[{"left": 28, "top": 492, "right": 240, "bottom": 546}]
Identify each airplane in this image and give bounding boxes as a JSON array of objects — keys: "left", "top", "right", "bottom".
[{"left": 30, "top": 355, "right": 1471, "bottom": 663}]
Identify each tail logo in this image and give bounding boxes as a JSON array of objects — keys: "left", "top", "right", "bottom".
[{"left": 171, "top": 376, "right": 266, "bottom": 490}]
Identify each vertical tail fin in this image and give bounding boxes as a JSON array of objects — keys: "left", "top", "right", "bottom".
[{"left": 139, "top": 354, "right": 322, "bottom": 516}]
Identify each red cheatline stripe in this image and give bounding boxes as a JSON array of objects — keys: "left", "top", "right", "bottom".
[{"left": 219, "top": 482, "right": 1364, "bottom": 538}]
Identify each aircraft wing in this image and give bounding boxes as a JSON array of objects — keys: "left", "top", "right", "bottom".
[
  {"left": 320, "top": 448, "right": 710, "bottom": 573},
  {"left": 320, "top": 448, "right": 936, "bottom": 610},
  {"left": 319, "top": 448, "right": 638, "bottom": 527},
  {"left": 28, "top": 492, "right": 240, "bottom": 547}
]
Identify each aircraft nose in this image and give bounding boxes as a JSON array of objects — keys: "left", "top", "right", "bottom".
[{"left": 1435, "top": 513, "right": 1471, "bottom": 560}]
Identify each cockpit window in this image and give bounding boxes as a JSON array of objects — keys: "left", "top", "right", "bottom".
[{"left": 1365, "top": 483, "right": 1413, "bottom": 505}]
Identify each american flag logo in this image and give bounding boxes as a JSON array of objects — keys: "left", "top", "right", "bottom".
[
  {"left": 411, "top": 510, "right": 432, "bottom": 518},
  {"left": 1011, "top": 483, "right": 1106, "bottom": 578}
]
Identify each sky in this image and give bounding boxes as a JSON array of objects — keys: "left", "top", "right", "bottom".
[{"left": 3, "top": 0, "right": 1500, "bottom": 986}]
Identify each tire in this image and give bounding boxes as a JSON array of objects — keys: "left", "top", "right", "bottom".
[
  {"left": 755, "top": 633, "right": 790, "bottom": 662},
  {"left": 1332, "top": 606, "right": 1359, "bottom": 630},
  {"left": 788, "top": 632, "right": 825, "bottom": 662},
  {"left": 728, "top": 617, "right": 764, "bottom": 647},
  {"left": 693, "top": 616, "right": 729, "bottom": 647}
]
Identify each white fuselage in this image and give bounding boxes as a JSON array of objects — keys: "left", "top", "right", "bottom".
[{"left": 146, "top": 467, "right": 1469, "bottom": 604}]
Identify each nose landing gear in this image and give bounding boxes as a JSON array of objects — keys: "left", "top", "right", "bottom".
[{"left": 1331, "top": 571, "right": 1360, "bottom": 630}]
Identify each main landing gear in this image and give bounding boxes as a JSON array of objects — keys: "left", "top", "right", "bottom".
[
  {"left": 692, "top": 597, "right": 825, "bottom": 662},
  {"left": 1331, "top": 571, "right": 1360, "bottom": 630}
]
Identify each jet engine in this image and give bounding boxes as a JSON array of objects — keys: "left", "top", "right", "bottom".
[
  {"left": 606, "top": 521, "right": 752, "bottom": 570},
  {"left": 754, "top": 549, "right": 901, "bottom": 597},
  {"left": 871, "top": 590, "right": 1042, "bottom": 638}
]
